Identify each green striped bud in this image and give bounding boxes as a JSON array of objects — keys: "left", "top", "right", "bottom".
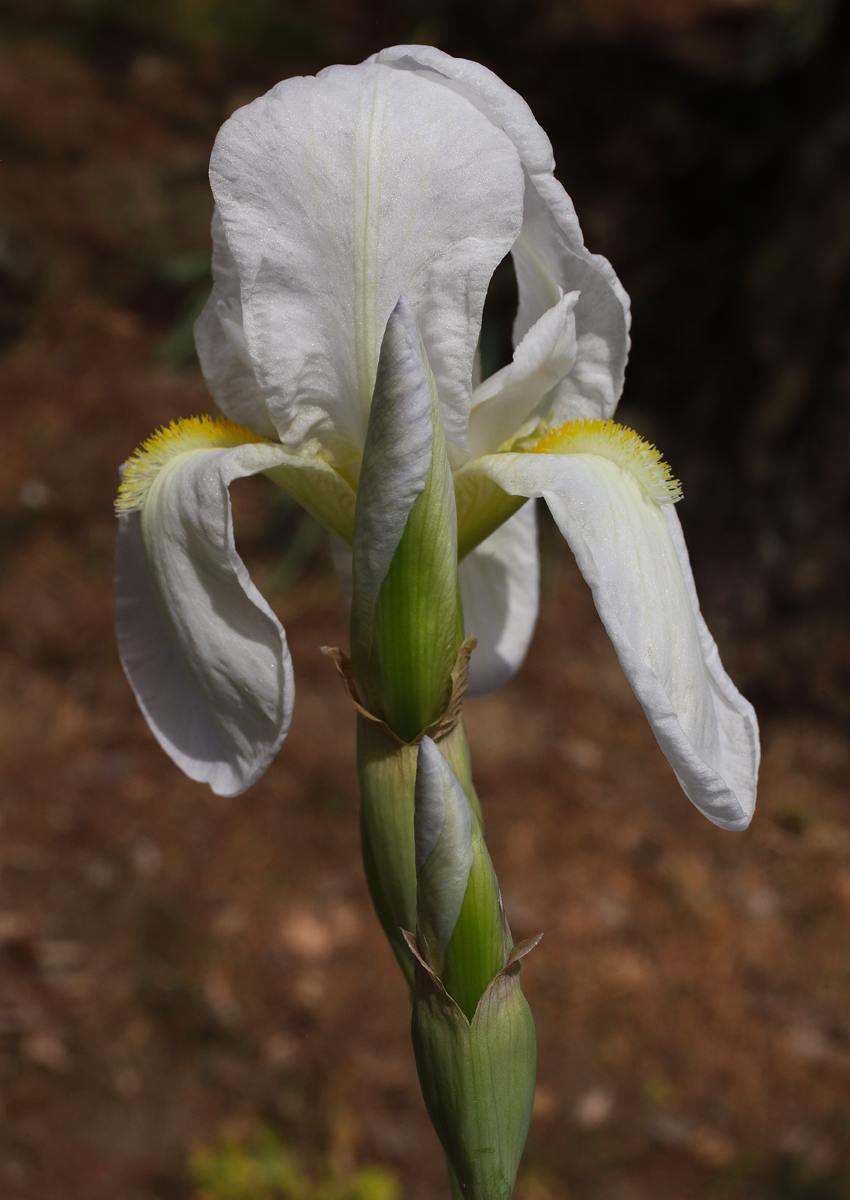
[
  {"left": 350, "top": 297, "right": 463, "bottom": 743},
  {"left": 414, "top": 737, "right": 505, "bottom": 1019}
]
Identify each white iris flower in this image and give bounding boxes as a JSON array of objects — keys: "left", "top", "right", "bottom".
[{"left": 114, "top": 45, "right": 758, "bottom": 830}]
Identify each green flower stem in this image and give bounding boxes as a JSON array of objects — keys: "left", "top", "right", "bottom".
[{"left": 346, "top": 300, "right": 537, "bottom": 1200}]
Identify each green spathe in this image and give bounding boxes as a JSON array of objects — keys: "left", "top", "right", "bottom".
[
  {"left": 414, "top": 736, "right": 506, "bottom": 1020},
  {"left": 438, "top": 822, "right": 506, "bottom": 1022},
  {"left": 407, "top": 933, "right": 540, "bottom": 1200},
  {"left": 351, "top": 297, "right": 462, "bottom": 742},
  {"left": 414, "top": 736, "right": 475, "bottom": 975}
]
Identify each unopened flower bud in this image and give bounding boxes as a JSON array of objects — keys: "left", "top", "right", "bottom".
[
  {"left": 351, "top": 297, "right": 463, "bottom": 742},
  {"left": 414, "top": 737, "right": 504, "bottom": 1019}
]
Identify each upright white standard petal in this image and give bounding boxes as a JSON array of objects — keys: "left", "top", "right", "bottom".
[
  {"left": 467, "top": 291, "right": 579, "bottom": 457},
  {"left": 512, "top": 182, "right": 629, "bottom": 424},
  {"left": 205, "top": 62, "right": 524, "bottom": 458},
  {"left": 467, "top": 441, "right": 758, "bottom": 830},
  {"left": 371, "top": 45, "right": 631, "bottom": 423},
  {"left": 460, "top": 502, "right": 539, "bottom": 696},
  {"left": 115, "top": 436, "right": 297, "bottom": 797}
]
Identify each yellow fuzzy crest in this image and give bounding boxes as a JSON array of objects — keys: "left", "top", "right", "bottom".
[
  {"left": 115, "top": 415, "right": 270, "bottom": 513},
  {"left": 531, "top": 418, "right": 682, "bottom": 504}
]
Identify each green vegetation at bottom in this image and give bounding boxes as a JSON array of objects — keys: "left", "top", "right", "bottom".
[{"left": 189, "top": 1129, "right": 400, "bottom": 1200}]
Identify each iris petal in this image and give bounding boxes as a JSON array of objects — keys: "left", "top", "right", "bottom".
[
  {"left": 202, "top": 61, "right": 524, "bottom": 458},
  {"left": 115, "top": 440, "right": 297, "bottom": 796},
  {"left": 467, "top": 292, "right": 579, "bottom": 457},
  {"left": 465, "top": 451, "right": 758, "bottom": 828}
]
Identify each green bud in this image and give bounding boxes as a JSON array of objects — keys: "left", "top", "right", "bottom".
[
  {"left": 414, "top": 737, "right": 505, "bottom": 1020},
  {"left": 414, "top": 736, "right": 475, "bottom": 976},
  {"left": 407, "top": 934, "right": 540, "bottom": 1200},
  {"left": 356, "top": 715, "right": 481, "bottom": 989},
  {"left": 351, "top": 297, "right": 462, "bottom": 742}
]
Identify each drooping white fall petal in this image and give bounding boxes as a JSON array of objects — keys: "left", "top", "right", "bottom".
[
  {"left": 114, "top": 439, "right": 297, "bottom": 797},
  {"left": 661, "top": 503, "right": 761, "bottom": 817},
  {"left": 467, "top": 450, "right": 758, "bottom": 829},
  {"left": 199, "top": 61, "right": 525, "bottom": 459}
]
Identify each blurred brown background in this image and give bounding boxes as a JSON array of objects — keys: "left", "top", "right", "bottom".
[{"left": 0, "top": 1, "right": 848, "bottom": 1197}]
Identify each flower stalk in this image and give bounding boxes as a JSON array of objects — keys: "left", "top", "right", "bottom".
[{"left": 343, "top": 309, "right": 539, "bottom": 1197}]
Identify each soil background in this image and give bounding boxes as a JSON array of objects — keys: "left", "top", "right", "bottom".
[{"left": 0, "top": 1, "right": 848, "bottom": 1198}]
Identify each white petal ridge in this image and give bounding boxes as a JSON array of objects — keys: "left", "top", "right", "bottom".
[
  {"left": 114, "top": 441, "right": 296, "bottom": 797},
  {"left": 468, "top": 452, "right": 758, "bottom": 829}
]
